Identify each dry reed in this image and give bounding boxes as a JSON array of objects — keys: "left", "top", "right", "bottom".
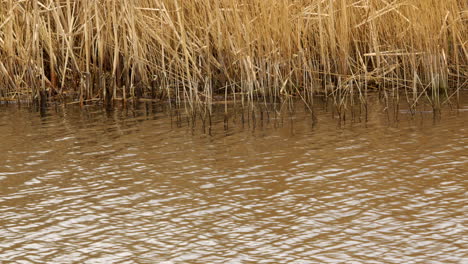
[{"left": 0, "top": 0, "right": 466, "bottom": 109}]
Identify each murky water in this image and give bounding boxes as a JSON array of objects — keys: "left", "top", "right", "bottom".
[{"left": 1, "top": 95, "right": 467, "bottom": 263}]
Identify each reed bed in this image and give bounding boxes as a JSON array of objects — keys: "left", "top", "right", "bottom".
[{"left": 0, "top": 0, "right": 466, "bottom": 109}]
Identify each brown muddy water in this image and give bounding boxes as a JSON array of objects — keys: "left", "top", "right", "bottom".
[{"left": 0, "top": 94, "right": 467, "bottom": 264}]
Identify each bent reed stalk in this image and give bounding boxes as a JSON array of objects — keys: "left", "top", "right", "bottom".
[{"left": 0, "top": 0, "right": 466, "bottom": 108}]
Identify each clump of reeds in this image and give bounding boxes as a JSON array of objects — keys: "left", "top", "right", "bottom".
[{"left": 0, "top": 0, "right": 466, "bottom": 109}]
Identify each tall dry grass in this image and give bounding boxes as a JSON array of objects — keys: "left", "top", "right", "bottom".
[{"left": 0, "top": 0, "right": 466, "bottom": 108}]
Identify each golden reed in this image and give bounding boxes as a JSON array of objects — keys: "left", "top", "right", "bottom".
[{"left": 0, "top": 0, "right": 466, "bottom": 106}]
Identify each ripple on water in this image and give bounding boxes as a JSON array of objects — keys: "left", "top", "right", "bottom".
[{"left": 0, "top": 99, "right": 467, "bottom": 263}]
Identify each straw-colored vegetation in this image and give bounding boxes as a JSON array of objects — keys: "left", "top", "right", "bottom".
[{"left": 0, "top": 0, "right": 466, "bottom": 107}]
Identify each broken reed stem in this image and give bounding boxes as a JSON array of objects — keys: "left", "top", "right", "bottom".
[{"left": 0, "top": 0, "right": 466, "bottom": 108}]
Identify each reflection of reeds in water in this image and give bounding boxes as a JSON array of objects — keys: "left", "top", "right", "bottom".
[
  {"left": 0, "top": 0, "right": 466, "bottom": 111},
  {"left": 140, "top": 93, "right": 459, "bottom": 135}
]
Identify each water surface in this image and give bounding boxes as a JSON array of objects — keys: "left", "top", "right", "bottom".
[{"left": 1, "top": 96, "right": 467, "bottom": 263}]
